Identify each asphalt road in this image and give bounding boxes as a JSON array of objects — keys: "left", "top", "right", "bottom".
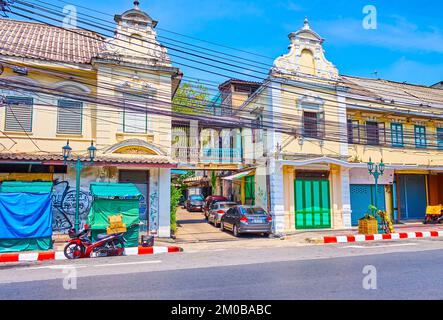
[{"left": 1, "top": 239, "right": 443, "bottom": 300}]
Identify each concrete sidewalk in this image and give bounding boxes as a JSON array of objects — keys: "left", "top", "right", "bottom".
[{"left": 298, "top": 222, "right": 443, "bottom": 244}]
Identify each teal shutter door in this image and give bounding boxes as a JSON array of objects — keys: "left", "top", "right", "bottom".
[
  {"left": 244, "top": 175, "right": 255, "bottom": 205},
  {"left": 295, "top": 179, "right": 331, "bottom": 229}
]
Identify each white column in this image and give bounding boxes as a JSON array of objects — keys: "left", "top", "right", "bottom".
[
  {"left": 268, "top": 159, "right": 285, "bottom": 234},
  {"left": 341, "top": 167, "right": 352, "bottom": 229},
  {"left": 158, "top": 168, "right": 171, "bottom": 238},
  {"left": 337, "top": 91, "right": 349, "bottom": 158},
  {"left": 189, "top": 120, "right": 199, "bottom": 162}
]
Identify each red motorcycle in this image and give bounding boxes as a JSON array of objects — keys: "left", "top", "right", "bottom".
[{"left": 64, "top": 224, "right": 126, "bottom": 259}]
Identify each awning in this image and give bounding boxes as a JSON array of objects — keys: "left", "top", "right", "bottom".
[
  {"left": 222, "top": 169, "right": 255, "bottom": 181},
  {"left": 0, "top": 181, "right": 53, "bottom": 194},
  {"left": 90, "top": 182, "right": 142, "bottom": 199}
]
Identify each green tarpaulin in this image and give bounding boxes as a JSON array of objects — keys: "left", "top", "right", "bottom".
[
  {"left": 0, "top": 237, "right": 52, "bottom": 253},
  {"left": 0, "top": 181, "right": 53, "bottom": 194},
  {"left": 90, "top": 182, "right": 142, "bottom": 198},
  {"left": 87, "top": 198, "right": 140, "bottom": 230},
  {"left": 88, "top": 183, "right": 141, "bottom": 248}
]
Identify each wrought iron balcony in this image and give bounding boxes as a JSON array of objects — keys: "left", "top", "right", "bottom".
[{"left": 172, "top": 147, "right": 242, "bottom": 164}]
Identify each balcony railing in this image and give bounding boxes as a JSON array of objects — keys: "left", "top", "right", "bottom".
[{"left": 172, "top": 147, "right": 242, "bottom": 164}]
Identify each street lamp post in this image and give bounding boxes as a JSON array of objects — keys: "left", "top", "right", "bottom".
[
  {"left": 63, "top": 140, "right": 97, "bottom": 233},
  {"left": 367, "top": 158, "right": 385, "bottom": 209}
]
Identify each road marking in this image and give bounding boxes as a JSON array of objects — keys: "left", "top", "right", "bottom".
[
  {"left": 93, "top": 260, "right": 162, "bottom": 268},
  {"left": 342, "top": 243, "right": 418, "bottom": 249},
  {"left": 26, "top": 264, "right": 88, "bottom": 270}
]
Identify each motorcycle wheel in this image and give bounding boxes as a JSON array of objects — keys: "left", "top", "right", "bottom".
[
  {"left": 111, "top": 238, "right": 125, "bottom": 256},
  {"left": 64, "top": 243, "right": 84, "bottom": 260}
]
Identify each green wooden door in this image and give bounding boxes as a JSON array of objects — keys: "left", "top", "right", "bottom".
[
  {"left": 294, "top": 179, "right": 331, "bottom": 229},
  {"left": 244, "top": 175, "right": 255, "bottom": 205}
]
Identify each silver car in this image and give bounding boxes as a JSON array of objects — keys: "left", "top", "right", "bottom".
[
  {"left": 208, "top": 202, "right": 238, "bottom": 228},
  {"left": 220, "top": 206, "right": 273, "bottom": 237}
]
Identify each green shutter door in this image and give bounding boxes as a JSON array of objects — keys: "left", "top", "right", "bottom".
[
  {"left": 295, "top": 179, "right": 331, "bottom": 229},
  {"left": 244, "top": 175, "right": 255, "bottom": 205}
]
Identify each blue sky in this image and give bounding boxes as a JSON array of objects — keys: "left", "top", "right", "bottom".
[{"left": 14, "top": 0, "right": 443, "bottom": 86}]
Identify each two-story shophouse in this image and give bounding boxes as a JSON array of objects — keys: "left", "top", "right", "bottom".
[
  {"left": 0, "top": 2, "right": 181, "bottom": 237},
  {"left": 237, "top": 18, "right": 443, "bottom": 234}
]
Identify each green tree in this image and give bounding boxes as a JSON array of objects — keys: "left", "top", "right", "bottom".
[
  {"left": 170, "top": 171, "right": 195, "bottom": 237},
  {"left": 172, "top": 82, "right": 210, "bottom": 115}
]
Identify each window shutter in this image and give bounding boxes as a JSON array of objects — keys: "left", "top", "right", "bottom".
[
  {"left": 57, "top": 100, "right": 83, "bottom": 134},
  {"left": 378, "top": 122, "right": 386, "bottom": 145},
  {"left": 5, "top": 97, "right": 33, "bottom": 132},
  {"left": 123, "top": 94, "right": 149, "bottom": 134}
]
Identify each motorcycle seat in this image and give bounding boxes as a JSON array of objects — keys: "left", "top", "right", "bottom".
[{"left": 96, "top": 234, "right": 109, "bottom": 240}]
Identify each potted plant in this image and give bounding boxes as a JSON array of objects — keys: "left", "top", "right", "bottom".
[{"left": 358, "top": 205, "right": 379, "bottom": 235}]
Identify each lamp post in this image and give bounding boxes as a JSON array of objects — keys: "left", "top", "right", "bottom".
[
  {"left": 63, "top": 140, "right": 97, "bottom": 233},
  {"left": 367, "top": 158, "right": 385, "bottom": 209}
]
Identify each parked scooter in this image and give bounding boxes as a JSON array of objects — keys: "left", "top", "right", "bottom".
[
  {"left": 64, "top": 224, "right": 126, "bottom": 259},
  {"left": 424, "top": 205, "right": 443, "bottom": 224}
]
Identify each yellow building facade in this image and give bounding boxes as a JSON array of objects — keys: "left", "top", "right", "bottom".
[
  {"left": 0, "top": 3, "right": 181, "bottom": 237},
  {"left": 240, "top": 19, "right": 443, "bottom": 233}
]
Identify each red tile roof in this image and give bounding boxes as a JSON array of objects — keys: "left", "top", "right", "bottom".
[
  {"left": 0, "top": 152, "right": 177, "bottom": 166},
  {"left": 0, "top": 18, "right": 104, "bottom": 64}
]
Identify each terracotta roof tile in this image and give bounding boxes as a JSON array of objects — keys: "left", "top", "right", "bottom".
[
  {"left": 0, "top": 18, "right": 104, "bottom": 64},
  {"left": 0, "top": 152, "right": 177, "bottom": 166}
]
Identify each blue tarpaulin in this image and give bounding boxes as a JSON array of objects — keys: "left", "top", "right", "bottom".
[{"left": 0, "top": 193, "right": 53, "bottom": 239}]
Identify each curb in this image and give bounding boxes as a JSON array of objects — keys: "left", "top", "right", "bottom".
[
  {"left": 0, "top": 246, "right": 183, "bottom": 263},
  {"left": 321, "top": 231, "right": 443, "bottom": 244}
]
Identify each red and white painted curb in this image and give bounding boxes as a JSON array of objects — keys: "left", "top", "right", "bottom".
[
  {"left": 0, "top": 246, "right": 183, "bottom": 263},
  {"left": 323, "top": 230, "right": 443, "bottom": 244}
]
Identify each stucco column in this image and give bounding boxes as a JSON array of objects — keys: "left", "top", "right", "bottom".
[
  {"left": 330, "top": 166, "right": 352, "bottom": 229},
  {"left": 340, "top": 167, "right": 352, "bottom": 228},
  {"left": 283, "top": 166, "right": 296, "bottom": 232},
  {"left": 268, "top": 159, "right": 285, "bottom": 234},
  {"left": 158, "top": 168, "right": 171, "bottom": 238},
  {"left": 189, "top": 120, "right": 199, "bottom": 162}
]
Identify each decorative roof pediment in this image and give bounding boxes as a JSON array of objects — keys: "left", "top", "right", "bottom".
[
  {"left": 272, "top": 18, "right": 338, "bottom": 80},
  {"left": 98, "top": 1, "right": 171, "bottom": 67},
  {"left": 115, "top": 1, "right": 158, "bottom": 28}
]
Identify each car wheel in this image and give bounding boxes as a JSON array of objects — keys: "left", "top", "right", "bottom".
[{"left": 233, "top": 225, "right": 240, "bottom": 237}]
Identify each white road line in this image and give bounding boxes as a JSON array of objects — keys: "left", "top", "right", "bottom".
[
  {"left": 26, "top": 265, "right": 88, "bottom": 270},
  {"left": 93, "top": 260, "right": 162, "bottom": 268},
  {"left": 342, "top": 243, "right": 419, "bottom": 249}
]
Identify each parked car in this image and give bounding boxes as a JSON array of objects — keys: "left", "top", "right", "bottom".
[
  {"left": 220, "top": 206, "right": 272, "bottom": 237},
  {"left": 185, "top": 194, "right": 205, "bottom": 212},
  {"left": 208, "top": 202, "right": 238, "bottom": 227},
  {"left": 178, "top": 195, "right": 185, "bottom": 207},
  {"left": 203, "top": 195, "right": 228, "bottom": 219}
]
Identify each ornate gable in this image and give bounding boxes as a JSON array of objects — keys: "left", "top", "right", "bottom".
[
  {"left": 98, "top": 1, "right": 171, "bottom": 67},
  {"left": 273, "top": 18, "right": 338, "bottom": 80}
]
